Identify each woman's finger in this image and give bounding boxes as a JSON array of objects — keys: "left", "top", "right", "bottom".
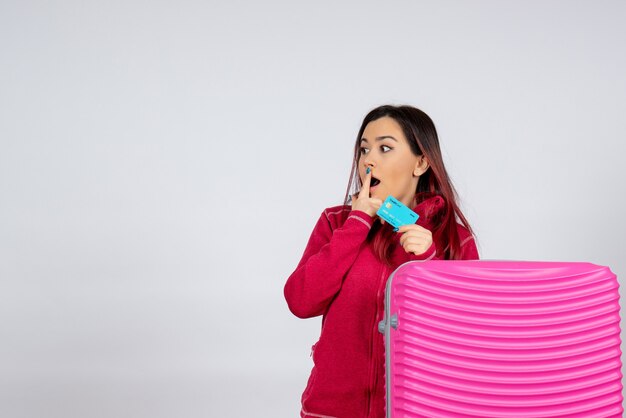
[
  {"left": 405, "top": 242, "right": 429, "bottom": 256},
  {"left": 359, "top": 168, "right": 372, "bottom": 199},
  {"left": 399, "top": 229, "right": 430, "bottom": 246},
  {"left": 401, "top": 235, "right": 429, "bottom": 247},
  {"left": 397, "top": 224, "right": 428, "bottom": 233},
  {"left": 400, "top": 234, "right": 421, "bottom": 247}
]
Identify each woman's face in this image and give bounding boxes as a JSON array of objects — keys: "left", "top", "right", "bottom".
[{"left": 358, "top": 116, "right": 428, "bottom": 207}]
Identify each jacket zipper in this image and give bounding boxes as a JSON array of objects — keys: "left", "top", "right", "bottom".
[{"left": 367, "top": 265, "right": 388, "bottom": 417}]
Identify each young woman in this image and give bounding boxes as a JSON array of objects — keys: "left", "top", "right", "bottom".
[{"left": 284, "top": 104, "right": 479, "bottom": 418}]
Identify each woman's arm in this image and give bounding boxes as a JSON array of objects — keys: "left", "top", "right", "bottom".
[{"left": 284, "top": 209, "right": 374, "bottom": 319}]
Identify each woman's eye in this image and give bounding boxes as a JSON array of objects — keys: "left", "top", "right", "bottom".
[
  {"left": 381, "top": 145, "right": 392, "bottom": 152},
  {"left": 360, "top": 147, "right": 369, "bottom": 155}
]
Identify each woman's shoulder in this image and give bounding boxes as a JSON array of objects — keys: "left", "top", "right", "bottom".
[
  {"left": 321, "top": 204, "right": 352, "bottom": 229},
  {"left": 455, "top": 222, "right": 476, "bottom": 247},
  {"left": 322, "top": 204, "right": 352, "bottom": 217},
  {"left": 322, "top": 204, "right": 352, "bottom": 220}
]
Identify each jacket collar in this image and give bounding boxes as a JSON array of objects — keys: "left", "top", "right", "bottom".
[{"left": 412, "top": 194, "right": 445, "bottom": 230}]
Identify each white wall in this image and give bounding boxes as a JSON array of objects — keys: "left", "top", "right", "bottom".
[{"left": 1, "top": 1, "right": 624, "bottom": 417}]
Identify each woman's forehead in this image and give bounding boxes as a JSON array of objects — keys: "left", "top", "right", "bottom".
[{"left": 362, "top": 117, "right": 406, "bottom": 143}]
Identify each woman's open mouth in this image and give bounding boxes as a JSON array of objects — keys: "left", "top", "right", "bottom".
[{"left": 370, "top": 177, "right": 381, "bottom": 196}]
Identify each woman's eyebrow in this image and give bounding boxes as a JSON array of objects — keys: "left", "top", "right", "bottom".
[{"left": 360, "top": 135, "right": 398, "bottom": 144}]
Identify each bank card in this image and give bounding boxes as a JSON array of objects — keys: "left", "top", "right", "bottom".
[{"left": 376, "top": 195, "right": 419, "bottom": 232}]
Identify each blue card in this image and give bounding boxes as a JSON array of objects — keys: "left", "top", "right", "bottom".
[{"left": 376, "top": 196, "right": 419, "bottom": 232}]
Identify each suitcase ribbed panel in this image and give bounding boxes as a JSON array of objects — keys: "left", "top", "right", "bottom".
[{"left": 384, "top": 261, "right": 623, "bottom": 418}]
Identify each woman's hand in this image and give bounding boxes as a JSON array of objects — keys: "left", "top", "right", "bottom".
[
  {"left": 397, "top": 224, "right": 433, "bottom": 256},
  {"left": 351, "top": 168, "right": 382, "bottom": 217}
]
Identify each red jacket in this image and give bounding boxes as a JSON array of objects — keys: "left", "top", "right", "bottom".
[{"left": 284, "top": 196, "right": 479, "bottom": 418}]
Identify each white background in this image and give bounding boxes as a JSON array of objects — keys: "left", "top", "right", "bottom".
[{"left": 1, "top": 1, "right": 625, "bottom": 417}]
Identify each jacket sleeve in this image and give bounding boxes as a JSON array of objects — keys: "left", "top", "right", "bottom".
[{"left": 284, "top": 209, "right": 374, "bottom": 319}]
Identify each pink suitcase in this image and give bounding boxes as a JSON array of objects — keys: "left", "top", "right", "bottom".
[{"left": 378, "top": 260, "right": 623, "bottom": 417}]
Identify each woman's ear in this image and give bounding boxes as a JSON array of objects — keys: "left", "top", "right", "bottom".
[{"left": 413, "top": 156, "right": 430, "bottom": 176}]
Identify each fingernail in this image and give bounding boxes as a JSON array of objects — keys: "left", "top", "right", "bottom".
[{"left": 366, "top": 167, "right": 371, "bottom": 174}]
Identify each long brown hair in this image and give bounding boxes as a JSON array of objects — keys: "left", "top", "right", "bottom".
[{"left": 342, "top": 105, "right": 474, "bottom": 264}]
